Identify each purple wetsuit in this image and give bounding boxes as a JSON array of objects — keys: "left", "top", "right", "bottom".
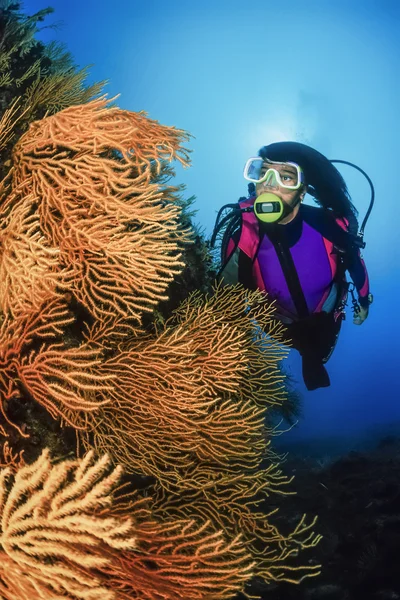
[{"left": 222, "top": 197, "right": 370, "bottom": 324}]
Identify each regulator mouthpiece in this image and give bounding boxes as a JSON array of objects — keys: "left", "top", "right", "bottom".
[{"left": 254, "top": 192, "right": 285, "bottom": 223}]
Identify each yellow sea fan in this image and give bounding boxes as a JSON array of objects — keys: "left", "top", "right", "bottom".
[
  {"left": 0, "top": 450, "right": 256, "bottom": 600},
  {"left": 0, "top": 449, "right": 137, "bottom": 600}
]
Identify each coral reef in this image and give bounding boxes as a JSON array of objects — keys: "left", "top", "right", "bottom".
[
  {"left": 0, "top": 2, "right": 105, "bottom": 182},
  {"left": 0, "top": 96, "right": 322, "bottom": 597},
  {"left": 0, "top": 448, "right": 253, "bottom": 600},
  {"left": 0, "top": 5, "right": 320, "bottom": 595}
]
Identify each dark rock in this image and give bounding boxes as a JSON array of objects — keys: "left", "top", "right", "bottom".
[{"left": 304, "top": 583, "right": 347, "bottom": 599}]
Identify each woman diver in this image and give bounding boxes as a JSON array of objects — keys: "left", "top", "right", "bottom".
[{"left": 214, "top": 141, "right": 373, "bottom": 391}]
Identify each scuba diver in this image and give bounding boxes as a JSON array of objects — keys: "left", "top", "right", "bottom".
[{"left": 212, "top": 141, "right": 373, "bottom": 391}]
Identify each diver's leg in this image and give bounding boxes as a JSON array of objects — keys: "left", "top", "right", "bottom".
[
  {"left": 321, "top": 313, "right": 343, "bottom": 364},
  {"left": 301, "top": 354, "right": 330, "bottom": 391},
  {"left": 286, "top": 314, "right": 333, "bottom": 391}
]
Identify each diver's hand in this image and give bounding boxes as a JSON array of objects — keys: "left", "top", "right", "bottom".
[{"left": 353, "top": 305, "right": 369, "bottom": 325}]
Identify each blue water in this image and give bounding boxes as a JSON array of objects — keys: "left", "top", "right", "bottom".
[{"left": 24, "top": 0, "right": 400, "bottom": 448}]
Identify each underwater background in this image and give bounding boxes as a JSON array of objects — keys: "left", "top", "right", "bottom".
[
  {"left": 23, "top": 0, "right": 400, "bottom": 456},
  {"left": 0, "top": 0, "right": 400, "bottom": 600}
]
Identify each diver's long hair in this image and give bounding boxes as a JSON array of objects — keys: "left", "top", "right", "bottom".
[{"left": 259, "top": 141, "right": 359, "bottom": 230}]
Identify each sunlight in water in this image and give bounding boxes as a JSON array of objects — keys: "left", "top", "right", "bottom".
[{"left": 245, "top": 111, "right": 314, "bottom": 153}]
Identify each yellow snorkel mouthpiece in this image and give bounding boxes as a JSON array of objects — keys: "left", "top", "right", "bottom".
[{"left": 254, "top": 192, "right": 285, "bottom": 223}]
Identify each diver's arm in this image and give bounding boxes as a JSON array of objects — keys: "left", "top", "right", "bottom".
[
  {"left": 345, "top": 246, "right": 370, "bottom": 309},
  {"left": 301, "top": 206, "right": 371, "bottom": 314},
  {"left": 322, "top": 215, "right": 372, "bottom": 324}
]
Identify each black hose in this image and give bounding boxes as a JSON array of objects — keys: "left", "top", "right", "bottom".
[
  {"left": 330, "top": 159, "right": 375, "bottom": 238},
  {"left": 210, "top": 203, "right": 242, "bottom": 248}
]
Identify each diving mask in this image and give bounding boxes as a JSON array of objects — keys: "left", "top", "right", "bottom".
[{"left": 243, "top": 158, "right": 304, "bottom": 190}]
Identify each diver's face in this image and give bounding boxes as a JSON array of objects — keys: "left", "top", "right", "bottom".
[{"left": 255, "top": 161, "right": 306, "bottom": 219}]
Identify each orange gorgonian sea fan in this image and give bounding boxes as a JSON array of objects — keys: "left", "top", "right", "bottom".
[
  {"left": 152, "top": 462, "right": 322, "bottom": 587},
  {"left": 0, "top": 441, "right": 25, "bottom": 471},
  {"left": 0, "top": 449, "right": 254, "bottom": 600},
  {"left": 0, "top": 193, "right": 75, "bottom": 318},
  {"left": 0, "top": 96, "right": 192, "bottom": 324},
  {"left": 72, "top": 284, "right": 289, "bottom": 486},
  {"left": 70, "top": 283, "right": 321, "bottom": 587},
  {"left": 0, "top": 295, "right": 114, "bottom": 435}
]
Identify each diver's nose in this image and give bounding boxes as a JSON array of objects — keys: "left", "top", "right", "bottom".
[{"left": 263, "top": 172, "right": 279, "bottom": 189}]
